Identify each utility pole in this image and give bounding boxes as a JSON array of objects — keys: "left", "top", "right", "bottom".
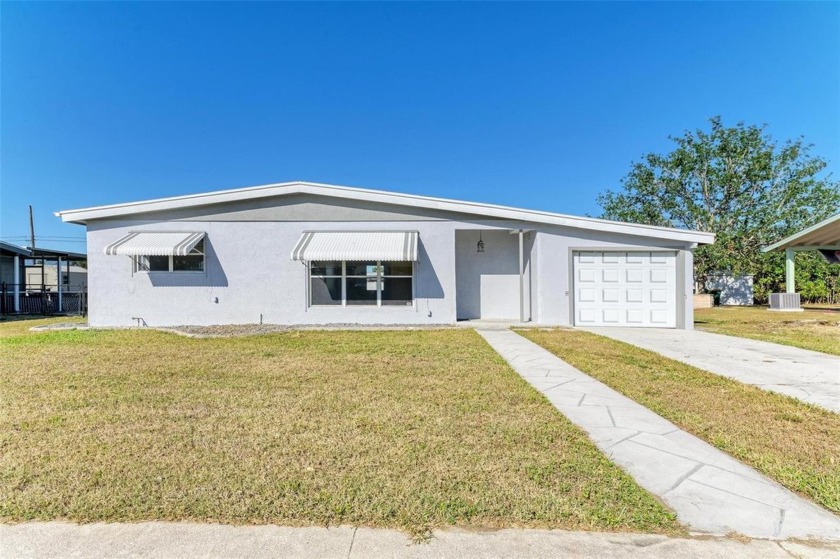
[{"left": 29, "top": 205, "right": 36, "bottom": 249}]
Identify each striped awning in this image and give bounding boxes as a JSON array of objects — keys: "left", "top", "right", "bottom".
[
  {"left": 291, "top": 231, "right": 418, "bottom": 262},
  {"left": 104, "top": 232, "right": 206, "bottom": 256}
]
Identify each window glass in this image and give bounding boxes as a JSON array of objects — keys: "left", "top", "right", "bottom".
[
  {"left": 310, "top": 276, "right": 342, "bottom": 305},
  {"left": 381, "top": 277, "right": 413, "bottom": 305},
  {"left": 143, "top": 255, "right": 169, "bottom": 272},
  {"left": 311, "top": 261, "right": 342, "bottom": 276},
  {"left": 345, "top": 262, "right": 378, "bottom": 276},
  {"left": 189, "top": 240, "right": 205, "bottom": 255},
  {"left": 308, "top": 259, "right": 414, "bottom": 307},
  {"left": 346, "top": 277, "right": 378, "bottom": 305},
  {"left": 173, "top": 255, "right": 204, "bottom": 272},
  {"left": 381, "top": 262, "right": 412, "bottom": 276}
]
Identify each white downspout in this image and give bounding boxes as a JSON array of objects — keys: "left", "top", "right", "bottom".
[
  {"left": 13, "top": 255, "right": 20, "bottom": 313},
  {"left": 519, "top": 230, "right": 525, "bottom": 323}
]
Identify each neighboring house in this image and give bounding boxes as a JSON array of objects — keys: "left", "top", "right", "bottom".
[
  {"left": 56, "top": 181, "right": 714, "bottom": 328},
  {"left": 0, "top": 241, "right": 88, "bottom": 314},
  {"left": 705, "top": 274, "right": 754, "bottom": 306},
  {"left": 0, "top": 242, "right": 29, "bottom": 288},
  {"left": 25, "top": 263, "right": 88, "bottom": 290}
]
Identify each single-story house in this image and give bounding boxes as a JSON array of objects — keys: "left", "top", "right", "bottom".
[
  {"left": 56, "top": 181, "right": 714, "bottom": 328},
  {"left": 1, "top": 242, "right": 88, "bottom": 315},
  {"left": 25, "top": 263, "right": 88, "bottom": 291}
]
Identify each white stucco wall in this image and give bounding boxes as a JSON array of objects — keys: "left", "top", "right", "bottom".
[
  {"left": 532, "top": 227, "right": 695, "bottom": 329},
  {"left": 88, "top": 220, "right": 463, "bottom": 327},
  {"left": 83, "top": 199, "right": 697, "bottom": 328}
]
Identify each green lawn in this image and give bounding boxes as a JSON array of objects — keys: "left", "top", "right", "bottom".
[
  {"left": 518, "top": 328, "right": 840, "bottom": 514},
  {"left": 0, "top": 322, "right": 680, "bottom": 536},
  {"left": 695, "top": 306, "right": 840, "bottom": 356}
]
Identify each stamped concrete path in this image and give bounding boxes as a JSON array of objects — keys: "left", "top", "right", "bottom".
[
  {"left": 478, "top": 329, "right": 840, "bottom": 541},
  {"left": 585, "top": 327, "right": 840, "bottom": 413}
]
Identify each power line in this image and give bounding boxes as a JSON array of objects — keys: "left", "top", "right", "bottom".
[{"left": 1, "top": 235, "right": 86, "bottom": 240}]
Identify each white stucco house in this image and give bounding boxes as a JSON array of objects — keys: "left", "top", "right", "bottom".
[{"left": 56, "top": 181, "right": 714, "bottom": 328}]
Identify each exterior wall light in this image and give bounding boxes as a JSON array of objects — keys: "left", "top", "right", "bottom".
[{"left": 477, "top": 231, "right": 485, "bottom": 253}]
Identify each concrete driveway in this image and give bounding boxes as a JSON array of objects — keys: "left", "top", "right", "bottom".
[{"left": 583, "top": 328, "right": 840, "bottom": 413}]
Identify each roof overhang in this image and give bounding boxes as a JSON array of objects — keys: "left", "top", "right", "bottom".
[
  {"left": 0, "top": 241, "right": 31, "bottom": 257},
  {"left": 0, "top": 242, "right": 87, "bottom": 260},
  {"left": 56, "top": 181, "right": 715, "bottom": 245},
  {"left": 762, "top": 213, "right": 840, "bottom": 252}
]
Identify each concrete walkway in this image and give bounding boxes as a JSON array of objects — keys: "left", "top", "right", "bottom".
[
  {"left": 585, "top": 327, "right": 840, "bottom": 413},
  {"left": 477, "top": 329, "right": 840, "bottom": 541},
  {"left": 3, "top": 522, "right": 839, "bottom": 559}
]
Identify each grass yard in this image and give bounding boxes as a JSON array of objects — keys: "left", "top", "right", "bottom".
[
  {"left": 695, "top": 306, "right": 840, "bottom": 356},
  {"left": 0, "top": 323, "right": 680, "bottom": 536},
  {"left": 519, "top": 328, "right": 840, "bottom": 514}
]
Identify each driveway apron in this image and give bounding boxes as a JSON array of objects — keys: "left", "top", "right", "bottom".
[
  {"left": 584, "top": 327, "right": 840, "bottom": 413},
  {"left": 477, "top": 329, "right": 840, "bottom": 541}
]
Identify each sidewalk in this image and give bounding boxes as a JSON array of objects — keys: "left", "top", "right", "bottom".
[
  {"left": 2, "top": 522, "right": 838, "bottom": 559},
  {"left": 477, "top": 329, "right": 840, "bottom": 541}
]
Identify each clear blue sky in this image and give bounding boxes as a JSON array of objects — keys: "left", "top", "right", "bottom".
[{"left": 2, "top": 2, "right": 838, "bottom": 252}]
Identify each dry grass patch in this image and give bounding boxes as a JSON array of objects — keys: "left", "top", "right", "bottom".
[
  {"left": 519, "top": 328, "right": 840, "bottom": 514},
  {"left": 0, "top": 316, "right": 85, "bottom": 338},
  {"left": 0, "top": 324, "right": 680, "bottom": 535},
  {"left": 695, "top": 306, "right": 840, "bottom": 356}
]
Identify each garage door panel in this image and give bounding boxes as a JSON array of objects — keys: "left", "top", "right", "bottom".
[
  {"left": 574, "top": 250, "right": 676, "bottom": 328},
  {"left": 626, "top": 289, "right": 644, "bottom": 303},
  {"left": 650, "top": 269, "right": 669, "bottom": 283},
  {"left": 602, "top": 309, "right": 620, "bottom": 323},
  {"left": 650, "top": 289, "right": 668, "bottom": 303},
  {"left": 602, "top": 269, "right": 620, "bottom": 282},
  {"left": 578, "top": 309, "right": 597, "bottom": 323},
  {"left": 650, "top": 310, "right": 670, "bottom": 324},
  {"left": 602, "top": 288, "right": 620, "bottom": 302},
  {"left": 626, "top": 269, "right": 644, "bottom": 282},
  {"left": 626, "top": 309, "right": 644, "bottom": 323},
  {"left": 579, "top": 288, "right": 597, "bottom": 302},
  {"left": 578, "top": 269, "right": 596, "bottom": 282}
]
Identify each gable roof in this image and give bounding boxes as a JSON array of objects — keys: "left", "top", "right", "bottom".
[
  {"left": 762, "top": 213, "right": 840, "bottom": 252},
  {"left": 56, "top": 181, "right": 715, "bottom": 244}
]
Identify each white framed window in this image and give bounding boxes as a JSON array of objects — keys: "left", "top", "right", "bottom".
[
  {"left": 134, "top": 239, "right": 205, "bottom": 273},
  {"left": 309, "top": 260, "right": 413, "bottom": 307}
]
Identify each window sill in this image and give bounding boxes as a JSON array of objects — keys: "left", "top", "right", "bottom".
[{"left": 309, "top": 304, "right": 415, "bottom": 309}]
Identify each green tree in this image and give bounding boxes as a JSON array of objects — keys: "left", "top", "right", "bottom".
[{"left": 598, "top": 117, "right": 840, "bottom": 297}]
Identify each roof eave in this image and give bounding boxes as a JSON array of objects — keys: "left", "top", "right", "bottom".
[
  {"left": 56, "top": 181, "right": 716, "bottom": 245},
  {"left": 762, "top": 213, "right": 840, "bottom": 252}
]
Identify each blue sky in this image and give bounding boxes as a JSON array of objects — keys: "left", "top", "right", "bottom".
[{"left": 2, "top": 2, "right": 838, "bottom": 252}]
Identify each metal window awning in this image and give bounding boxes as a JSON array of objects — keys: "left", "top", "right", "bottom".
[
  {"left": 104, "top": 232, "right": 206, "bottom": 256},
  {"left": 291, "top": 231, "right": 418, "bottom": 262}
]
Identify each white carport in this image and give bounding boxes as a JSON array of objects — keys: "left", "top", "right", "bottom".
[{"left": 762, "top": 213, "right": 840, "bottom": 310}]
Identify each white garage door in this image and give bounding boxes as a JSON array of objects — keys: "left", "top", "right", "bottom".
[{"left": 573, "top": 251, "right": 676, "bottom": 327}]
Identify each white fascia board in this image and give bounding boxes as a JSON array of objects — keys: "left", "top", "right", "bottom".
[
  {"left": 762, "top": 213, "right": 840, "bottom": 252},
  {"left": 56, "top": 181, "right": 715, "bottom": 245}
]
